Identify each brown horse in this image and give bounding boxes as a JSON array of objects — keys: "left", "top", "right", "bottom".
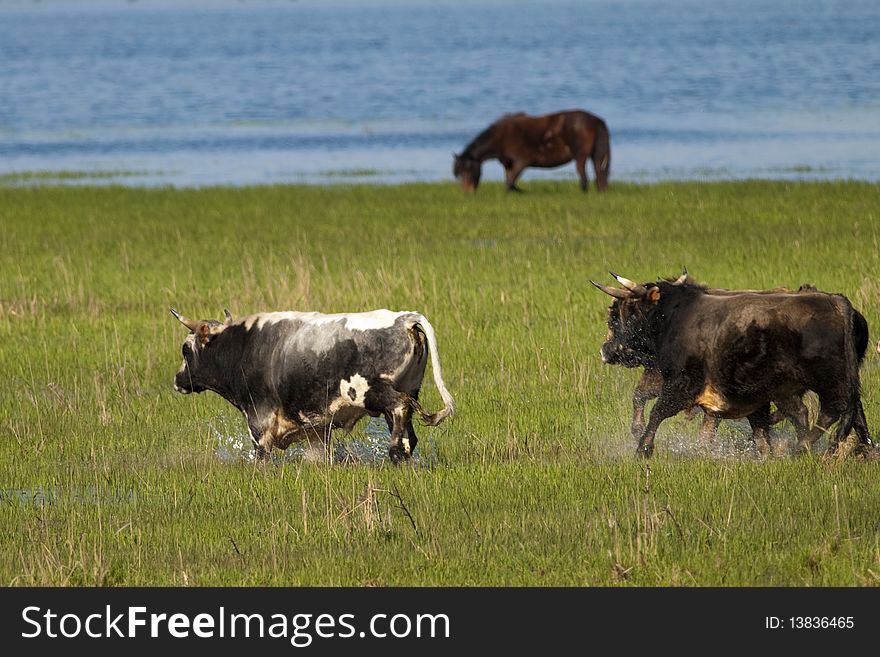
[{"left": 453, "top": 110, "right": 610, "bottom": 193}]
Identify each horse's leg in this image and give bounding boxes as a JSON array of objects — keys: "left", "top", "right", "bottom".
[
  {"left": 591, "top": 127, "right": 611, "bottom": 191},
  {"left": 504, "top": 161, "right": 526, "bottom": 192},
  {"left": 576, "top": 155, "right": 589, "bottom": 192}
]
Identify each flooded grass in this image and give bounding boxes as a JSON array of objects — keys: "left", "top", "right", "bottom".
[{"left": 1, "top": 180, "right": 879, "bottom": 585}]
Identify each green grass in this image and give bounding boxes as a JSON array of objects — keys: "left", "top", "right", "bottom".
[
  {"left": 0, "top": 170, "right": 149, "bottom": 185},
  {"left": 1, "top": 179, "right": 879, "bottom": 586}
]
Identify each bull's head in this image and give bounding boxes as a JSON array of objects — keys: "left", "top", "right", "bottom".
[
  {"left": 170, "top": 308, "right": 231, "bottom": 394},
  {"left": 592, "top": 272, "right": 665, "bottom": 368},
  {"left": 453, "top": 153, "right": 481, "bottom": 193}
]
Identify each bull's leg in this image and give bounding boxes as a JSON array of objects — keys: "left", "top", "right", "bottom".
[
  {"left": 827, "top": 397, "right": 874, "bottom": 457},
  {"left": 697, "top": 413, "right": 721, "bottom": 449},
  {"left": 773, "top": 394, "right": 810, "bottom": 444},
  {"left": 794, "top": 407, "right": 839, "bottom": 456},
  {"left": 631, "top": 370, "right": 662, "bottom": 440},
  {"left": 631, "top": 396, "right": 647, "bottom": 441},
  {"left": 365, "top": 380, "right": 418, "bottom": 464},
  {"left": 768, "top": 407, "right": 785, "bottom": 425},
  {"left": 384, "top": 399, "right": 416, "bottom": 464},
  {"left": 575, "top": 155, "right": 589, "bottom": 191},
  {"left": 405, "top": 416, "right": 419, "bottom": 456},
  {"left": 851, "top": 398, "right": 875, "bottom": 456},
  {"left": 637, "top": 394, "right": 689, "bottom": 458},
  {"left": 747, "top": 405, "right": 772, "bottom": 457},
  {"left": 245, "top": 416, "right": 272, "bottom": 463}
]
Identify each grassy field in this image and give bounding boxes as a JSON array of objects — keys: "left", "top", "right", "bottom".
[{"left": 1, "top": 179, "right": 879, "bottom": 586}]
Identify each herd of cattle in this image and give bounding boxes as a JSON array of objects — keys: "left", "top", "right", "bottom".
[
  {"left": 593, "top": 270, "right": 873, "bottom": 458},
  {"left": 170, "top": 269, "right": 875, "bottom": 462}
]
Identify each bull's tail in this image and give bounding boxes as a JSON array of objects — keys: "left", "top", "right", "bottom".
[
  {"left": 591, "top": 119, "right": 611, "bottom": 191},
  {"left": 834, "top": 297, "right": 873, "bottom": 449},
  {"left": 410, "top": 315, "right": 455, "bottom": 426}
]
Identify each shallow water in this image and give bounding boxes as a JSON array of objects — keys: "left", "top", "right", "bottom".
[
  {"left": 594, "top": 414, "right": 823, "bottom": 462},
  {"left": 1, "top": 0, "right": 878, "bottom": 186},
  {"left": 212, "top": 415, "right": 439, "bottom": 466}
]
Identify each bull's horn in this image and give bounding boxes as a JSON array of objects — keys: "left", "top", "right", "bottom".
[
  {"left": 223, "top": 308, "right": 233, "bottom": 323},
  {"left": 609, "top": 272, "right": 647, "bottom": 296},
  {"left": 170, "top": 307, "right": 200, "bottom": 332},
  {"left": 591, "top": 281, "right": 631, "bottom": 299},
  {"left": 673, "top": 267, "right": 688, "bottom": 285}
]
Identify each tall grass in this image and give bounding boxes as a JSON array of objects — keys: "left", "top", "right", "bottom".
[{"left": 1, "top": 180, "right": 879, "bottom": 585}]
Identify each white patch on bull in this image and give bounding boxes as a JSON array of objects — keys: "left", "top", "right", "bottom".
[
  {"left": 334, "top": 309, "right": 407, "bottom": 331},
  {"left": 173, "top": 334, "right": 198, "bottom": 393},
  {"left": 243, "top": 309, "right": 409, "bottom": 332},
  {"left": 244, "top": 311, "right": 300, "bottom": 331},
  {"left": 338, "top": 373, "right": 369, "bottom": 407}
]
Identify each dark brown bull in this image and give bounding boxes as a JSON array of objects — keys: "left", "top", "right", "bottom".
[
  {"left": 453, "top": 110, "right": 610, "bottom": 193},
  {"left": 594, "top": 273, "right": 873, "bottom": 458},
  {"left": 627, "top": 277, "right": 870, "bottom": 452},
  {"left": 629, "top": 274, "right": 807, "bottom": 445}
]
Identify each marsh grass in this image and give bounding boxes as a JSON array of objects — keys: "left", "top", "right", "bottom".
[{"left": 1, "top": 180, "right": 879, "bottom": 585}]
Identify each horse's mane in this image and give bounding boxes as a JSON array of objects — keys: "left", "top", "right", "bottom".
[
  {"left": 462, "top": 112, "right": 528, "bottom": 158},
  {"left": 461, "top": 125, "right": 496, "bottom": 158}
]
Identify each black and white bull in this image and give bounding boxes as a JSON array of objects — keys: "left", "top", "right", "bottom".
[
  {"left": 171, "top": 308, "right": 455, "bottom": 463},
  {"left": 593, "top": 273, "right": 873, "bottom": 458}
]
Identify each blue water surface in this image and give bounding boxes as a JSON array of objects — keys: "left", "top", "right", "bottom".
[{"left": 1, "top": 0, "right": 878, "bottom": 186}]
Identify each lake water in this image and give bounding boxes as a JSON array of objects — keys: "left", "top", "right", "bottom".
[{"left": 1, "top": 0, "right": 879, "bottom": 187}]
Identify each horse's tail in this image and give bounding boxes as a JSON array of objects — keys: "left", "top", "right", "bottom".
[{"left": 591, "top": 119, "right": 611, "bottom": 191}]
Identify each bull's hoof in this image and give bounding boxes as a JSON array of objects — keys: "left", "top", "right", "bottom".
[
  {"left": 388, "top": 446, "right": 410, "bottom": 465},
  {"left": 635, "top": 444, "right": 654, "bottom": 459},
  {"left": 852, "top": 442, "right": 878, "bottom": 460}
]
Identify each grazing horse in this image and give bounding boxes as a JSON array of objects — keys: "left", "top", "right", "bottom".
[{"left": 453, "top": 110, "right": 610, "bottom": 193}]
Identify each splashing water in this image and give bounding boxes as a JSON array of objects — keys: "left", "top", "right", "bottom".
[
  {"left": 593, "top": 413, "right": 821, "bottom": 462},
  {"left": 211, "top": 415, "right": 439, "bottom": 467},
  {"left": 658, "top": 417, "right": 819, "bottom": 461}
]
